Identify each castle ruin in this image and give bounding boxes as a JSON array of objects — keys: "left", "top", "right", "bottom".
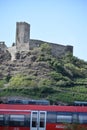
[
  {"left": 16, "top": 22, "right": 30, "bottom": 51},
  {"left": 0, "top": 22, "right": 73, "bottom": 60}
]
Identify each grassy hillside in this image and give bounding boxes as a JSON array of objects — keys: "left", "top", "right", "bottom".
[{"left": 0, "top": 43, "right": 87, "bottom": 104}]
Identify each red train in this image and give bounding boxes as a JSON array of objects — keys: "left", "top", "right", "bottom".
[{"left": 0, "top": 104, "right": 87, "bottom": 130}]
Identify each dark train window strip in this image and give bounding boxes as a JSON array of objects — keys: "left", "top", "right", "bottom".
[
  {"left": 47, "top": 112, "right": 87, "bottom": 124},
  {"left": 0, "top": 114, "right": 30, "bottom": 127},
  {"left": 0, "top": 112, "right": 87, "bottom": 127},
  {"left": 0, "top": 115, "right": 4, "bottom": 126},
  {"left": 78, "top": 113, "right": 87, "bottom": 124},
  {"left": 57, "top": 112, "right": 73, "bottom": 123}
]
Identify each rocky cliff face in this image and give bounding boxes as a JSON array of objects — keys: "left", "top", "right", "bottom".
[{"left": 0, "top": 49, "right": 52, "bottom": 80}]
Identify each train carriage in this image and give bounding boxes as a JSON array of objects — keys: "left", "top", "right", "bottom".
[{"left": 0, "top": 104, "right": 87, "bottom": 130}]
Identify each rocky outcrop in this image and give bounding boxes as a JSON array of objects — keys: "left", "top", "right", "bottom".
[{"left": 0, "top": 50, "right": 52, "bottom": 80}]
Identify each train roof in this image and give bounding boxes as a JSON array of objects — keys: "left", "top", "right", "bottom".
[{"left": 0, "top": 104, "right": 87, "bottom": 113}]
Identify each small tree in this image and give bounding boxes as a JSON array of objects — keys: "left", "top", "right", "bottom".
[{"left": 41, "top": 43, "right": 51, "bottom": 54}]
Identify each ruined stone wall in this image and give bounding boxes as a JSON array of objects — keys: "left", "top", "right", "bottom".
[
  {"left": 0, "top": 22, "right": 73, "bottom": 61},
  {"left": 29, "top": 39, "right": 73, "bottom": 57},
  {"left": 15, "top": 22, "right": 73, "bottom": 57},
  {"left": 0, "top": 42, "right": 7, "bottom": 52},
  {"left": 29, "top": 39, "right": 45, "bottom": 49},
  {"left": 50, "top": 43, "right": 73, "bottom": 57},
  {"left": 0, "top": 42, "right": 11, "bottom": 62},
  {"left": 16, "top": 22, "right": 30, "bottom": 51}
]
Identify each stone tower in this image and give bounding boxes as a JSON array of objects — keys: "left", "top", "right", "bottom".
[{"left": 16, "top": 22, "right": 30, "bottom": 51}]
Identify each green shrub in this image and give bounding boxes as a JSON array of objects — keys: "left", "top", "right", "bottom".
[
  {"left": 9, "top": 74, "right": 37, "bottom": 88},
  {"left": 40, "top": 43, "right": 51, "bottom": 54},
  {"left": 49, "top": 71, "right": 63, "bottom": 80},
  {"left": 38, "top": 78, "right": 52, "bottom": 87},
  {"left": 0, "top": 80, "right": 5, "bottom": 88}
]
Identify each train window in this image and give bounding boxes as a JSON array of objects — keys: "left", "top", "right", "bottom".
[
  {"left": 40, "top": 112, "right": 45, "bottom": 128},
  {"left": 9, "top": 115, "right": 25, "bottom": 127},
  {"left": 32, "top": 112, "right": 37, "bottom": 127},
  {"left": 47, "top": 112, "right": 57, "bottom": 123},
  {"left": 57, "top": 112, "right": 72, "bottom": 123},
  {"left": 78, "top": 113, "right": 87, "bottom": 124},
  {"left": 4, "top": 115, "right": 9, "bottom": 126},
  {"left": 25, "top": 115, "right": 30, "bottom": 127},
  {"left": 72, "top": 113, "right": 78, "bottom": 123},
  {"left": 0, "top": 115, "right": 4, "bottom": 126}
]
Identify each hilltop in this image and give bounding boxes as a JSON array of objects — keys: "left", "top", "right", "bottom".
[{"left": 0, "top": 43, "right": 87, "bottom": 104}]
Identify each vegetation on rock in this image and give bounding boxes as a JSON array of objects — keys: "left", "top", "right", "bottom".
[{"left": 0, "top": 43, "right": 87, "bottom": 104}]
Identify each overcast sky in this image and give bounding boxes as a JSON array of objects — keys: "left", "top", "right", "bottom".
[{"left": 0, "top": 0, "right": 87, "bottom": 61}]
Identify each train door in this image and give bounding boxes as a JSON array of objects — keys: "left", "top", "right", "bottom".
[{"left": 30, "top": 111, "right": 46, "bottom": 130}]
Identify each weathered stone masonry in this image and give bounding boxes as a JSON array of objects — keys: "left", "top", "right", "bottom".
[
  {"left": 0, "top": 42, "right": 7, "bottom": 52},
  {"left": 0, "top": 22, "right": 73, "bottom": 60},
  {"left": 16, "top": 22, "right": 30, "bottom": 51},
  {"left": 29, "top": 39, "right": 73, "bottom": 58}
]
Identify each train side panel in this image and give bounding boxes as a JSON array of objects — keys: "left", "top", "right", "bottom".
[{"left": 0, "top": 104, "right": 87, "bottom": 130}]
